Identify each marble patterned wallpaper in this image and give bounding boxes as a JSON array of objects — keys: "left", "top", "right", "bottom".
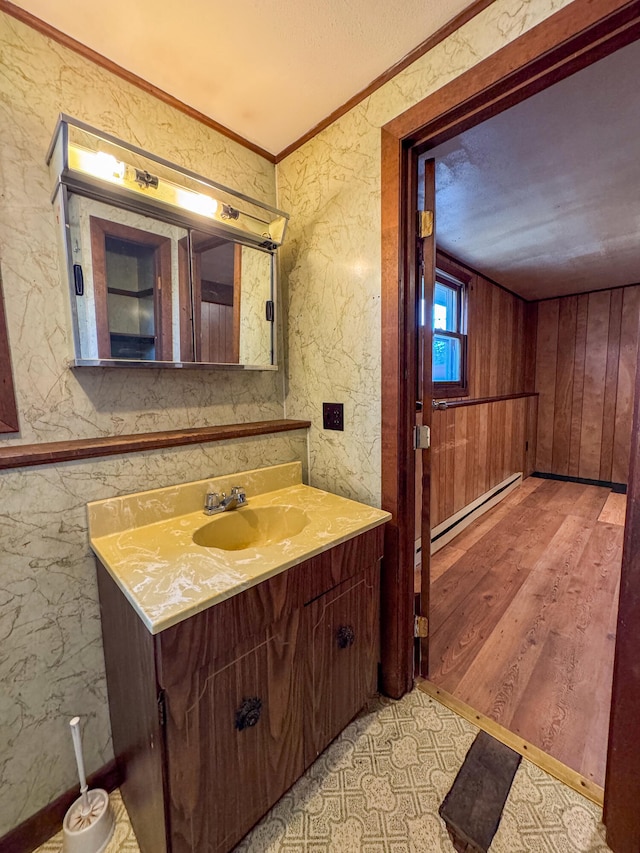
[
  {"left": 278, "top": 0, "right": 574, "bottom": 507},
  {"left": 0, "top": 13, "right": 284, "bottom": 446},
  {"left": 0, "top": 433, "right": 307, "bottom": 836},
  {"left": 0, "top": 11, "right": 303, "bottom": 837}
]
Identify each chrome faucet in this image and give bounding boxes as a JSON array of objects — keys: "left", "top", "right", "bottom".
[{"left": 204, "top": 486, "right": 247, "bottom": 515}]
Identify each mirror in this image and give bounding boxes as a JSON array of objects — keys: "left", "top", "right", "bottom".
[
  {"left": 64, "top": 194, "right": 188, "bottom": 362},
  {"left": 48, "top": 116, "right": 286, "bottom": 370},
  {"left": 188, "top": 231, "right": 273, "bottom": 365}
]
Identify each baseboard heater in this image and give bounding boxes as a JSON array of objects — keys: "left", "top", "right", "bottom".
[{"left": 429, "top": 472, "right": 523, "bottom": 555}]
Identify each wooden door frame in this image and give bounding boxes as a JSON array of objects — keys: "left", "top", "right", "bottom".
[
  {"left": 380, "top": 0, "right": 640, "bottom": 846},
  {"left": 379, "top": 0, "right": 640, "bottom": 698}
]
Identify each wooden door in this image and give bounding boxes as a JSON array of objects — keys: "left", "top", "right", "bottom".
[
  {"left": 417, "top": 158, "right": 435, "bottom": 678},
  {"left": 304, "top": 564, "right": 380, "bottom": 766},
  {"left": 161, "top": 609, "right": 304, "bottom": 853}
]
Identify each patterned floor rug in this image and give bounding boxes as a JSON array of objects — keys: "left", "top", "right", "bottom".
[{"left": 36, "top": 689, "right": 611, "bottom": 852}]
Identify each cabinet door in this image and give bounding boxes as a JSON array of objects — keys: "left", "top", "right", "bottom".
[
  {"left": 305, "top": 563, "right": 380, "bottom": 765},
  {"left": 163, "top": 608, "right": 304, "bottom": 853}
]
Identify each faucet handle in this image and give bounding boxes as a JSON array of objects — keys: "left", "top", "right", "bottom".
[
  {"left": 231, "top": 486, "right": 247, "bottom": 505},
  {"left": 205, "top": 491, "right": 222, "bottom": 513}
]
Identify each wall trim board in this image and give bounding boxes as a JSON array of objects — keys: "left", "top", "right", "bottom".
[
  {"left": 0, "top": 419, "right": 310, "bottom": 470},
  {"left": 0, "top": 759, "right": 121, "bottom": 853},
  {"left": 533, "top": 280, "right": 640, "bottom": 303},
  {"left": 274, "top": 0, "right": 495, "bottom": 163},
  {"left": 0, "top": 0, "right": 276, "bottom": 164},
  {"left": 433, "top": 392, "right": 538, "bottom": 410},
  {"left": 430, "top": 472, "right": 522, "bottom": 553},
  {"left": 531, "top": 471, "right": 627, "bottom": 494},
  {"left": 0, "top": 0, "right": 495, "bottom": 167}
]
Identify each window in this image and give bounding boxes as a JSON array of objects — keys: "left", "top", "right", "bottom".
[{"left": 432, "top": 265, "right": 468, "bottom": 396}]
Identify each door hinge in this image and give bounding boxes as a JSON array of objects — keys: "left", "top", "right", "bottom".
[
  {"left": 414, "top": 615, "right": 429, "bottom": 638},
  {"left": 157, "top": 689, "right": 166, "bottom": 728},
  {"left": 418, "top": 210, "right": 434, "bottom": 239},
  {"left": 413, "top": 424, "right": 430, "bottom": 450}
]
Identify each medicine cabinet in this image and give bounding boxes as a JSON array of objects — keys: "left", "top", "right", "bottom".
[{"left": 47, "top": 115, "right": 288, "bottom": 369}]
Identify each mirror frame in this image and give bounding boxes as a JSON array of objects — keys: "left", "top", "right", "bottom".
[{"left": 47, "top": 115, "right": 287, "bottom": 371}]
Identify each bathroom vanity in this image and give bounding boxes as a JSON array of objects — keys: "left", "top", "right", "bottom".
[{"left": 89, "top": 463, "right": 390, "bottom": 853}]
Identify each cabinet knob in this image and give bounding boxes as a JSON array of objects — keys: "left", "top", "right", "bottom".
[
  {"left": 235, "top": 697, "right": 262, "bottom": 731},
  {"left": 337, "top": 625, "right": 356, "bottom": 649}
]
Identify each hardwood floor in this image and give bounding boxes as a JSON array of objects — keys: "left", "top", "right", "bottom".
[{"left": 427, "top": 476, "right": 624, "bottom": 787}]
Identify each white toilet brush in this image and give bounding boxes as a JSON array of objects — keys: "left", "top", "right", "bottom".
[{"left": 62, "top": 716, "right": 115, "bottom": 853}]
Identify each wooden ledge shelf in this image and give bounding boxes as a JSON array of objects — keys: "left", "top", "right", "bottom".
[{"left": 0, "top": 419, "right": 311, "bottom": 470}]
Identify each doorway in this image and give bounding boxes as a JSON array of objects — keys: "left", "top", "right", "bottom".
[
  {"left": 380, "top": 2, "right": 640, "bottom": 850},
  {"left": 412, "top": 35, "right": 640, "bottom": 791}
]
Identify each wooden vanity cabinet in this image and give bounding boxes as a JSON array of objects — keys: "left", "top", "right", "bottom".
[{"left": 97, "top": 525, "right": 383, "bottom": 853}]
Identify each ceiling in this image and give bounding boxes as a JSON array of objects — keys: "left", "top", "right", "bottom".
[
  {"left": 431, "top": 38, "right": 640, "bottom": 301},
  {"left": 10, "top": 0, "right": 473, "bottom": 155}
]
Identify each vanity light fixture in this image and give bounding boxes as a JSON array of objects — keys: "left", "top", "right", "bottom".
[{"left": 47, "top": 115, "right": 288, "bottom": 249}]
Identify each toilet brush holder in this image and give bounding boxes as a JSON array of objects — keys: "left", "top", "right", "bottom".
[{"left": 62, "top": 717, "right": 115, "bottom": 853}]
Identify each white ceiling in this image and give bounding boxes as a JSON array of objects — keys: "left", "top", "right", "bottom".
[
  {"left": 11, "top": 0, "right": 473, "bottom": 155},
  {"left": 431, "top": 38, "right": 640, "bottom": 301}
]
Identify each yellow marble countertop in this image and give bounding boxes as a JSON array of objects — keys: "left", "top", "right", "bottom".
[{"left": 88, "top": 462, "right": 390, "bottom": 634}]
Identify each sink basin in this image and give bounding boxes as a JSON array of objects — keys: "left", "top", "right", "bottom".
[{"left": 193, "top": 505, "right": 310, "bottom": 551}]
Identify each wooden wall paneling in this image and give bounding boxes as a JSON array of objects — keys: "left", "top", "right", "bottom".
[
  {"left": 464, "top": 404, "right": 478, "bottom": 508},
  {"left": 476, "top": 403, "right": 490, "bottom": 501},
  {"left": 568, "top": 294, "right": 589, "bottom": 477},
  {"left": 524, "top": 302, "right": 538, "bottom": 394},
  {"left": 512, "top": 298, "right": 526, "bottom": 396},
  {"left": 526, "top": 395, "right": 538, "bottom": 477},
  {"left": 445, "top": 407, "right": 456, "bottom": 521},
  {"left": 488, "top": 284, "right": 500, "bottom": 397},
  {"left": 477, "top": 276, "right": 490, "bottom": 399},
  {"left": 501, "top": 289, "right": 514, "bottom": 396},
  {"left": 504, "top": 399, "right": 513, "bottom": 477},
  {"left": 453, "top": 407, "right": 468, "bottom": 514},
  {"left": 514, "top": 398, "right": 524, "bottom": 479},
  {"left": 579, "top": 290, "right": 611, "bottom": 480},
  {"left": 467, "top": 274, "right": 482, "bottom": 398},
  {"left": 440, "top": 410, "right": 449, "bottom": 526},
  {"left": 534, "top": 286, "right": 639, "bottom": 485},
  {"left": 431, "top": 411, "right": 442, "bottom": 528},
  {"left": 600, "top": 289, "right": 624, "bottom": 481},
  {"left": 487, "top": 403, "right": 508, "bottom": 489},
  {"left": 551, "top": 296, "right": 578, "bottom": 476},
  {"left": 535, "top": 299, "right": 560, "bottom": 472},
  {"left": 612, "top": 287, "right": 640, "bottom": 484},
  {"left": 430, "top": 396, "right": 534, "bottom": 529}
]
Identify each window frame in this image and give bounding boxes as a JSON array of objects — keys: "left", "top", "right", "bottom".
[{"left": 432, "top": 255, "right": 470, "bottom": 399}]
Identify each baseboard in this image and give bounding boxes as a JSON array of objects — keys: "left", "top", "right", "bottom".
[
  {"left": 430, "top": 473, "right": 523, "bottom": 555},
  {"left": 0, "top": 759, "right": 121, "bottom": 853},
  {"left": 532, "top": 471, "right": 627, "bottom": 494}
]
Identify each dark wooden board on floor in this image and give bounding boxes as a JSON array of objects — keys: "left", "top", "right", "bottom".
[{"left": 440, "top": 730, "right": 521, "bottom": 853}]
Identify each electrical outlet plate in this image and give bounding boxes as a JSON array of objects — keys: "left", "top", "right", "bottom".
[{"left": 323, "top": 402, "right": 344, "bottom": 431}]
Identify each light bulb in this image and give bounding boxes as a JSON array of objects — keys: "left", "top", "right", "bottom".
[{"left": 175, "top": 188, "right": 218, "bottom": 217}]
